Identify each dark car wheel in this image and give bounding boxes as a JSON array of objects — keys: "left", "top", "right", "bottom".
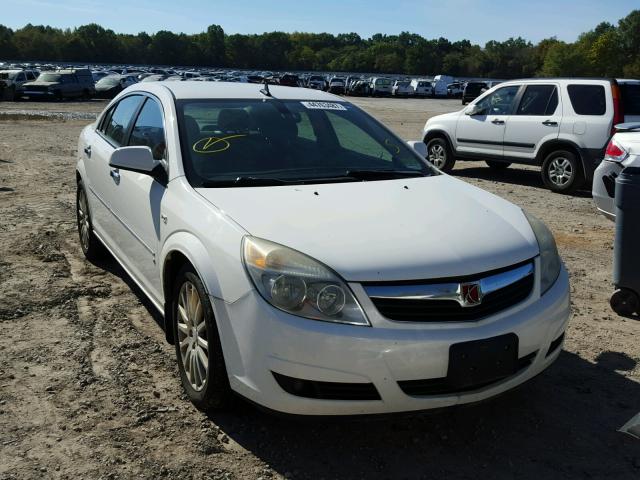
[
  {"left": 486, "top": 161, "right": 511, "bottom": 170},
  {"left": 173, "top": 265, "right": 233, "bottom": 411},
  {"left": 426, "top": 137, "right": 455, "bottom": 172},
  {"left": 541, "top": 150, "right": 584, "bottom": 193},
  {"left": 76, "top": 180, "right": 106, "bottom": 261}
]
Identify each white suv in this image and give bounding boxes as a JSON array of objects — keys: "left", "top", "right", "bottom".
[{"left": 422, "top": 79, "right": 627, "bottom": 193}]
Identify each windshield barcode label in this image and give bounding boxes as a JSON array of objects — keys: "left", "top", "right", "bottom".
[{"left": 300, "top": 101, "right": 347, "bottom": 111}]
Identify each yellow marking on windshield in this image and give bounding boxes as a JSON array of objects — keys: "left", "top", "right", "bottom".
[
  {"left": 385, "top": 138, "right": 400, "bottom": 154},
  {"left": 192, "top": 134, "right": 247, "bottom": 154}
]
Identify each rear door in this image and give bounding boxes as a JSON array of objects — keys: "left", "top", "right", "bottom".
[
  {"left": 503, "top": 84, "right": 561, "bottom": 162},
  {"left": 455, "top": 85, "right": 520, "bottom": 158}
]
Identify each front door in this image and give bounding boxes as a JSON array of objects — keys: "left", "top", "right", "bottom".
[
  {"left": 455, "top": 85, "right": 521, "bottom": 159},
  {"left": 107, "top": 96, "right": 168, "bottom": 302}
]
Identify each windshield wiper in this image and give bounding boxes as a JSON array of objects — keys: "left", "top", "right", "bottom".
[
  {"left": 344, "top": 169, "right": 427, "bottom": 180},
  {"left": 201, "top": 176, "right": 289, "bottom": 187}
]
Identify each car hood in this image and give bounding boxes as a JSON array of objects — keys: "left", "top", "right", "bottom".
[
  {"left": 96, "top": 84, "right": 119, "bottom": 91},
  {"left": 23, "top": 81, "right": 58, "bottom": 87},
  {"left": 196, "top": 176, "right": 539, "bottom": 282}
]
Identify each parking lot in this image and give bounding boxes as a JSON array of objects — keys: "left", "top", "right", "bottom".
[{"left": 0, "top": 97, "right": 638, "bottom": 479}]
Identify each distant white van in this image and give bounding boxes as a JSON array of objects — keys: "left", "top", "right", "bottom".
[
  {"left": 410, "top": 79, "right": 433, "bottom": 97},
  {"left": 432, "top": 74, "right": 454, "bottom": 97},
  {"left": 369, "top": 77, "right": 392, "bottom": 96}
]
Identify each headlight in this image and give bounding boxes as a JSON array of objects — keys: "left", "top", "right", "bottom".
[
  {"left": 242, "top": 236, "right": 369, "bottom": 326},
  {"left": 523, "top": 211, "right": 561, "bottom": 295}
]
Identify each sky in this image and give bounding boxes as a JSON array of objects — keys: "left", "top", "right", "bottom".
[{"left": 0, "top": 0, "right": 637, "bottom": 45}]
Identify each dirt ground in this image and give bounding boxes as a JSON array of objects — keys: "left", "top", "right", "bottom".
[{"left": 0, "top": 96, "right": 638, "bottom": 480}]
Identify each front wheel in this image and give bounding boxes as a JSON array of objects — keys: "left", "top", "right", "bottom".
[
  {"left": 541, "top": 150, "right": 584, "bottom": 193},
  {"left": 426, "top": 137, "right": 455, "bottom": 172},
  {"left": 173, "top": 266, "right": 232, "bottom": 411},
  {"left": 486, "top": 160, "right": 511, "bottom": 170},
  {"left": 610, "top": 289, "right": 639, "bottom": 317}
]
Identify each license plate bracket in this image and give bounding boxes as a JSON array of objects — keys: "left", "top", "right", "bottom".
[{"left": 447, "top": 333, "right": 519, "bottom": 390}]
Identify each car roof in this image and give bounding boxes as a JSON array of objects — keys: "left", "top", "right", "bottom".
[{"left": 138, "top": 81, "right": 345, "bottom": 101}]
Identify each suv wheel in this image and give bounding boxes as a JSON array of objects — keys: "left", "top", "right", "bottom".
[
  {"left": 426, "top": 137, "right": 455, "bottom": 172},
  {"left": 542, "top": 150, "right": 584, "bottom": 193},
  {"left": 173, "top": 266, "right": 232, "bottom": 411},
  {"left": 486, "top": 160, "right": 511, "bottom": 170}
]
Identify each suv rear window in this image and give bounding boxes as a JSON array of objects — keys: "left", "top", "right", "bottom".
[
  {"left": 567, "top": 84, "right": 606, "bottom": 115},
  {"left": 516, "top": 85, "right": 558, "bottom": 116},
  {"left": 620, "top": 83, "right": 640, "bottom": 116}
]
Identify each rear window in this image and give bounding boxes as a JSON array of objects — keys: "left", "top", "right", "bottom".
[
  {"left": 567, "top": 84, "right": 606, "bottom": 115},
  {"left": 516, "top": 85, "right": 558, "bottom": 116},
  {"left": 620, "top": 83, "right": 640, "bottom": 116}
]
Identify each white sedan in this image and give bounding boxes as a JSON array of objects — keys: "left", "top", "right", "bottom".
[
  {"left": 593, "top": 124, "right": 640, "bottom": 220},
  {"left": 76, "top": 82, "right": 570, "bottom": 415}
]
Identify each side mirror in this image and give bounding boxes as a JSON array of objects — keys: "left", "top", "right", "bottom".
[
  {"left": 406, "top": 140, "right": 427, "bottom": 157},
  {"left": 109, "top": 146, "right": 166, "bottom": 183},
  {"left": 465, "top": 104, "right": 484, "bottom": 116}
]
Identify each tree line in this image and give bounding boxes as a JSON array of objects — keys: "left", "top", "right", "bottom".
[{"left": 0, "top": 10, "right": 638, "bottom": 78}]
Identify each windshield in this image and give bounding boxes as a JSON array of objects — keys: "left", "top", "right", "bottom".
[
  {"left": 376, "top": 79, "right": 391, "bottom": 86},
  {"left": 97, "top": 76, "right": 120, "bottom": 86},
  {"left": 38, "top": 73, "right": 61, "bottom": 82},
  {"left": 178, "top": 99, "right": 432, "bottom": 187}
]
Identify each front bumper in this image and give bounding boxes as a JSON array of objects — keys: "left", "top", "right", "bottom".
[{"left": 212, "top": 261, "right": 570, "bottom": 416}]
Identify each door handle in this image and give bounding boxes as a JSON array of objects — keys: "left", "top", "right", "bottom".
[
  {"left": 542, "top": 120, "right": 558, "bottom": 126},
  {"left": 83, "top": 145, "right": 91, "bottom": 157},
  {"left": 491, "top": 119, "right": 505, "bottom": 125},
  {"left": 109, "top": 169, "right": 120, "bottom": 182}
]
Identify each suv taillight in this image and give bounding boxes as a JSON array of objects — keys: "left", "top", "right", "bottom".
[
  {"left": 604, "top": 138, "right": 628, "bottom": 162},
  {"left": 611, "top": 81, "right": 624, "bottom": 135}
]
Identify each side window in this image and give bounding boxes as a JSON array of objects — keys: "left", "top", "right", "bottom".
[
  {"left": 619, "top": 84, "right": 640, "bottom": 116},
  {"left": 16, "top": 72, "right": 25, "bottom": 82},
  {"left": 103, "top": 95, "right": 143, "bottom": 146},
  {"left": 567, "top": 85, "right": 606, "bottom": 115},
  {"left": 129, "top": 98, "right": 166, "bottom": 160},
  {"left": 475, "top": 86, "right": 520, "bottom": 115},
  {"left": 516, "top": 85, "right": 559, "bottom": 116},
  {"left": 26, "top": 71, "right": 35, "bottom": 81}
]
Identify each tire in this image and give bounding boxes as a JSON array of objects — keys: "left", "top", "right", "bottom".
[
  {"left": 486, "top": 160, "right": 511, "bottom": 170},
  {"left": 610, "top": 288, "right": 639, "bottom": 317},
  {"left": 541, "top": 150, "right": 584, "bottom": 193},
  {"left": 426, "top": 137, "right": 455, "bottom": 172},
  {"left": 76, "top": 180, "right": 106, "bottom": 261},
  {"left": 173, "top": 266, "right": 232, "bottom": 411},
  {"left": 461, "top": 98, "right": 467, "bottom": 105}
]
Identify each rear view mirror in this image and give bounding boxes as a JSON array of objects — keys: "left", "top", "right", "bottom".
[
  {"left": 406, "top": 140, "right": 427, "bottom": 157},
  {"left": 465, "top": 104, "right": 484, "bottom": 116},
  {"left": 109, "top": 146, "right": 166, "bottom": 183}
]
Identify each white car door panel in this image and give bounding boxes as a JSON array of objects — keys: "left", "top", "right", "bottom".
[
  {"left": 107, "top": 97, "right": 168, "bottom": 302},
  {"left": 503, "top": 84, "right": 561, "bottom": 162},
  {"left": 455, "top": 85, "right": 521, "bottom": 158}
]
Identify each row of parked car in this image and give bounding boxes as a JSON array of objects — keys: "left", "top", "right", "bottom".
[{"left": 0, "top": 61, "right": 504, "bottom": 102}]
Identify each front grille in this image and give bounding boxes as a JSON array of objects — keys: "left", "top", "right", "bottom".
[
  {"left": 398, "top": 351, "right": 537, "bottom": 396},
  {"left": 365, "top": 262, "right": 534, "bottom": 322},
  {"left": 272, "top": 372, "right": 381, "bottom": 401}
]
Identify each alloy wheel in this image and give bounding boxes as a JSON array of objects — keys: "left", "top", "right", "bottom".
[
  {"left": 428, "top": 144, "right": 446, "bottom": 168},
  {"left": 548, "top": 157, "right": 574, "bottom": 187},
  {"left": 177, "top": 281, "right": 209, "bottom": 391},
  {"left": 77, "top": 189, "right": 91, "bottom": 252}
]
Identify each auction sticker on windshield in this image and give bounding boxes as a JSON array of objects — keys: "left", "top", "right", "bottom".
[{"left": 300, "top": 101, "right": 347, "bottom": 111}]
